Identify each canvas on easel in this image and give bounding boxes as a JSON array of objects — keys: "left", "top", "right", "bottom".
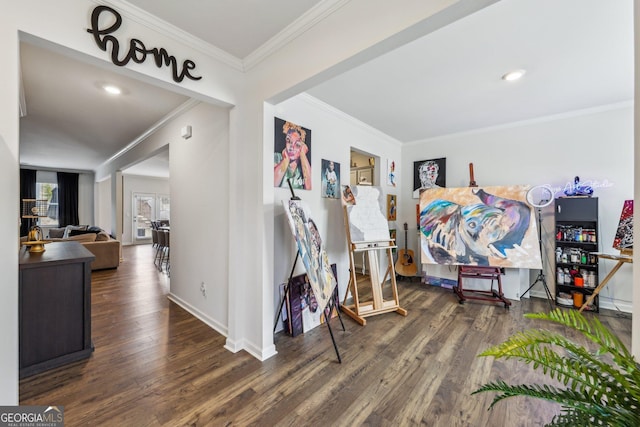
[
  {"left": 613, "top": 199, "right": 633, "bottom": 252},
  {"left": 580, "top": 199, "right": 633, "bottom": 312},
  {"left": 342, "top": 185, "right": 407, "bottom": 325},
  {"left": 419, "top": 185, "right": 541, "bottom": 269},
  {"left": 283, "top": 199, "right": 337, "bottom": 313}
]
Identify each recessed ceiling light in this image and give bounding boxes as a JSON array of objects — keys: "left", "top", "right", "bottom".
[
  {"left": 103, "top": 84, "right": 122, "bottom": 95},
  {"left": 501, "top": 69, "right": 526, "bottom": 82}
]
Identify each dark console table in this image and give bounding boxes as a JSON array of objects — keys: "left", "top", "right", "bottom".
[{"left": 19, "top": 241, "right": 95, "bottom": 378}]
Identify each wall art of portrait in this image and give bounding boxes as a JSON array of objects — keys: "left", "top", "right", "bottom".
[
  {"left": 419, "top": 185, "right": 541, "bottom": 269},
  {"left": 413, "top": 157, "right": 446, "bottom": 199},
  {"left": 387, "top": 194, "right": 397, "bottom": 221},
  {"left": 344, "top": 186, "right": 390, "bottom": 243},
  {"left": 613, "top": 199, "right": 633, "bottom": 250},
  {"left": 341, "top": 185, "right": 356, "bottom": 206},
  {"left": 387, "top": 159, "right": 397, "bottom": 187},
  {"left": 321, "top": 159, "right": 340, "bottom": 199},
  {"left": 274, "top": 117, "right": 312, "bottom": 190},
  {"left": 283, "top": 200, "right": 337, "bottom": 312}
]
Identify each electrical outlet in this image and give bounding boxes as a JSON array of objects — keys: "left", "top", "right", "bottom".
[{"left": 200, "top": 281, "right": 206, "bottom": 297}]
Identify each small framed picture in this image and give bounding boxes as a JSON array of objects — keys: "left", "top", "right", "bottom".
[
  {"left": 413, "top": 157, "right": 446, "bottom": 198},
  {"left": 321, "top": 159, "right": 340, "bottom": 199},
  {"left": 387, "top": 159, "right": 397, "bottom": 187},
  {"left": 387, "top": 194, "right": 397, "bottom": 221}
]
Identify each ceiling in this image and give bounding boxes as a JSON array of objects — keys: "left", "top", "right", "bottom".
[
  {"left": 18, "top": 0, "right": 634, "bottom": 177},
  {"left": 19, "top": 42, "right": 189, "bottom": 175}
]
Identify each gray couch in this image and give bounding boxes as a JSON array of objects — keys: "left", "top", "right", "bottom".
[{"left": 47, "top": 226, "right": 121, "bottom": 270}]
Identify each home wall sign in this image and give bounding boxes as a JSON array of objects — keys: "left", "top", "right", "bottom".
[{"left": 87, "top": 5, "right": 202, "bottom": 83}]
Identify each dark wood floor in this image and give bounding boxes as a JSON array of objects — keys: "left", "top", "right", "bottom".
[{"left": 20, "top": 245, "right": 632, "bottom": 426}]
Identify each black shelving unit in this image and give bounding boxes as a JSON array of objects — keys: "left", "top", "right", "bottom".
[{"left": 554, "top": 197, "right": 599, "bottom": 312}]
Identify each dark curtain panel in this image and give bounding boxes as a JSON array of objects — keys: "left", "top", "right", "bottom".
[
  {"left": 20, "top": 169, "right": 37, "bottom": 236},
  {"left": 57, "top": 172, "right": 79, "bottom": 227}
]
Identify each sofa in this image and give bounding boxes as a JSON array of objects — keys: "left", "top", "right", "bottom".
[{"left": 46, "top": 225, "right": 121, "bottom": 270}]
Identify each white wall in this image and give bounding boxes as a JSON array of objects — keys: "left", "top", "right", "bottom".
[
  {"left": 95, "top": 177, "right": 112, "bottom": 235},
  {"left": 401, "top": 104, "right": 634, "bottom": 311},
  {"left": 168, "top": 102, "right": 231, "bottom": 337},
  {"left": 78, "top": 172, "right": 95, "bottom": 226},
  {"left": 270, "top": 94, "right": 402, "bottom": 332},
  {"left": 121, "top": 175, "right": 170, "bottom": 245}
]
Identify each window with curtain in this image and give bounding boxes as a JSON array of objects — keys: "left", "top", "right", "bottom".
[{"left": 36, "top": 171, "right": 59, "bottom": 227}]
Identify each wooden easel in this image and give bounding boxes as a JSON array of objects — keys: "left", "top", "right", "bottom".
[
  {"left": 450, "top": 163, "right": 511, "bottom": 308},
  {"left": 579, "top": 248, "right": 633, "bottom": 313},
  {"left": 342, "top": 206, "right": 407, "bottom": 325},
  {"left": 275, "top": 179, "right": 345, "bottom": 363}
]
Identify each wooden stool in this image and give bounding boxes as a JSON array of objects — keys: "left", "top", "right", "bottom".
[{"left": 453, "top": 266, "right": 511, "bottom": 308}]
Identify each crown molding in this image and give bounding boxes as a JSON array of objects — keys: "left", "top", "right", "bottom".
[
  {"left": 102, "top": 98, "right": 201, "bottom": 166},
  {"left": 93, "top": 0, "right": 244, "bottom": 71},
  {"left": 19, "top": 67, "right": 27, "bottom": 118},
  {"left": 299, "top": 93, "right": 402, "bottom": 147},
  {"left": 89, "top": 0, "right": 350, "bottom": 73},
  {"left": 405, "top": 100, "right": 635, "bottom": 146},
  {"left": 243, "top": 0, "right": 351, "bottom": 71}
]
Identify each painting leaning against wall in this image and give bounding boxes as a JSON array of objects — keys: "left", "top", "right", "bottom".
[{"left": 419, "top": 185, "right": 541, "bottom": 269}]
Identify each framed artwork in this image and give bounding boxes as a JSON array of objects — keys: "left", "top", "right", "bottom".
[
  {"left": 285, "top": 273, "right": 305, "bottom": 337},
  {"left": 413, "top": 157, "right": 446, "bottom": 199},
  {"left": 284, "top": 264, "right": 340, "bottom": 336},
  {"left": 387, "top": 194, "right": 397, "bottom": 220},
  {"left": 274, "top": 117, "right": 312, "bottom": 190},
  {"left": 341, "top": 185, "right": 356, "bottom": 206},
  {"left": 358, "top": 168, "right": 372, "bottom": 185},
  {"left": 283, "top": 199, "right": 337, "bottom": 312},
  {"left": 321, "top": 159, "right": 340, "bottom": 199},
  {"left": 613, "top": 200, "right": 633, "bottom": 250},
  {"left": 387, "top": 159, "right": 397, "bottom": 187},
  {"left": 419, "top": 185, "right": 541, "bottom": 269}
]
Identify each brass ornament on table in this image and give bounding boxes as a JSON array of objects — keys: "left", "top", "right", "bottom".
[
  {"left": 21, "top": 199, "right": 51, "bottom": 253},
  {"left": 22, "top": 225, "right": 50, "bottom": 253}
]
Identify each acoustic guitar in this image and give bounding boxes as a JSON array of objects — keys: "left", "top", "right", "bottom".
[{"left": 396, "top": 222, "right": 417, "bottom": 277}]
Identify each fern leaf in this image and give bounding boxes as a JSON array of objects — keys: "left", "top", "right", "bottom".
[{"left": 474, "top": 310, "right": 640, "bottom": 426}]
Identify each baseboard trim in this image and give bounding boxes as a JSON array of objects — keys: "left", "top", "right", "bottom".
[{"left": 167, "top": 293, "right": 228, "bottom": 337}]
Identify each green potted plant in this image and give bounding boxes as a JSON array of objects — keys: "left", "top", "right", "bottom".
[{"left": 473, "top": 308, "right": 639, "bottom": 426}]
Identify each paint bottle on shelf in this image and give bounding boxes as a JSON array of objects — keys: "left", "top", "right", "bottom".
[
  {"left": 557, "top": 268, "right": 564, "bottom": 285},
  {"left": 588, "top": 271, "right": 596, "bottom": 288}
]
